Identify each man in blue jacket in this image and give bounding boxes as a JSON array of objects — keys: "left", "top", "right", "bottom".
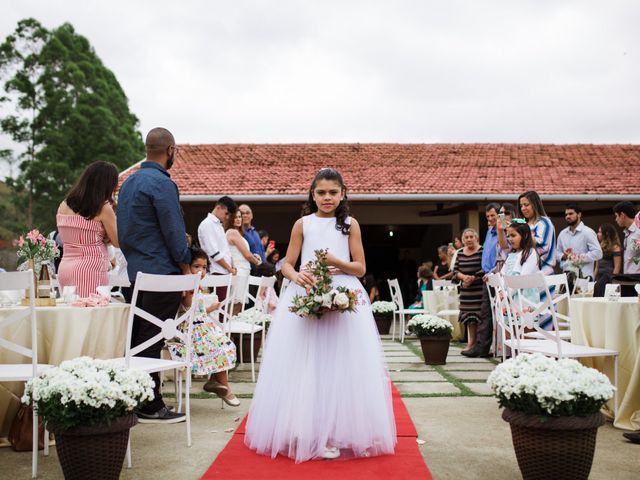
[{"left": 118, "top": 127, "right": 191, "bottom": 423}]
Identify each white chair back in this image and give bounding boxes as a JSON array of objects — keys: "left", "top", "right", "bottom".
[
  {"left": 124, "top": 273, "right": 201, "bottom": 362},
  {"left": 432, "top": 279, "right": 453, "bottom": 289},
  {"left": 387, "top": 278, "right": 405, "bottom": 310},
  {"left": 486, "top": 273, "right": 511, "bottom": 360},
  {"left": 243, "top": 275, "right": 277, "bottom": 314},
  {"left": 200, "top": 274, "right": 234, "bottom": 327},
  {"left": 502, "top": 273, "right": 561, "bottom": 355},
  {"left": 0, "top": 271, "right": 37, "bottom": 366},
  {"left": 543, "top": 273, "right": 571, "bottom": 326}
]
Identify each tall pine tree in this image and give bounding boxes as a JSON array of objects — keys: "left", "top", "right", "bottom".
[{"left": 0, "top": 18, "right": 144, "bottom": 233}]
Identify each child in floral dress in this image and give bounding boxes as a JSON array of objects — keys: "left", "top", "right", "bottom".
[{"left": 167, "top": 248, "right": 240, "bottom": 406}]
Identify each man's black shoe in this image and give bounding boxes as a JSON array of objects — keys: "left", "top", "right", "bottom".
[
  {"left": 136, "top": 406, "right": 185, "bottom": 424},
  {"left": 622, "top": 431, "right": 640, "bottom": 444}
]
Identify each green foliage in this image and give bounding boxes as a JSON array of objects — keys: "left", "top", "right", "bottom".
[{"left": 0, "top": 18, "right": 144, "bottom": 233}]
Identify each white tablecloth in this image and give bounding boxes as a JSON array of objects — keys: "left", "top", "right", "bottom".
[
  {"left": 570, "top": 297, "right": 640, "bottom": 430},
  {"left": 0, "top": 303, "right": 130, "bottom": 437}
]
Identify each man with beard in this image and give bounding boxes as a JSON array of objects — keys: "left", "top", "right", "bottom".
[
  {"left": 556, "top": 204, "right": 602, "bottom": 288},
  {"left": 118, "top": 127, "right": 192, "bottom": 423}
]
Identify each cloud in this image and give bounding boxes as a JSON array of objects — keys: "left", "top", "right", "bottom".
[{"left": 0, "top": 0, "right": 638, "bottom": 167}]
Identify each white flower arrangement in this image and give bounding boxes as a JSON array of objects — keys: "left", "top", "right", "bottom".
[
  {"left": 407, "top": 314, "right": 453, "bottom": 337},
  {"left": 22, "top": 357, "right": 154, "bottom": 430},
  {"left": 234, "top": 308, "right": 273, "bottom": 327},
  {"left": 487, "top": 353, "right": 615, "bottom": 416},
  {"left": 371, "top": 301, "right": 397, "bottom": 315}
]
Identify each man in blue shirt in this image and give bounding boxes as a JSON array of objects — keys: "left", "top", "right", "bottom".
[
  {"left": 462, "top": 202, "right": 500, "bottom": 358},
  {"left": 239, "top": 204, "right": 266, "bottom": 266},
  {"left": 118, "top": 127, "right": 191, "bottom": 423}
]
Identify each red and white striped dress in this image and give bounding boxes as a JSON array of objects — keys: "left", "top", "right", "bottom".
[{"left": 56, "top": 214, "right": 110, "bottom": 297}]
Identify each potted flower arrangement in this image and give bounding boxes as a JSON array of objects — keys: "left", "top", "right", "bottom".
[
  {"left": 487, "top": 353, "right": 615, "bottom": 480},
  {"left": 231, "top": 308, "right": 273, "bottom": 362},
  {"left": 14, "top": 229, "right": 60, "bottom": 302},
  {"left": 289, "top": 249, "right": 358, "bottom": 319},
  {"left": 406, "top": 314, "right": 453, "bottom": 365},
  {"left": 371, "top": 301, "right": 396, "bottom": 334},
  {"left": 22, "top": 357, "right": 154, "bottom": 480}
]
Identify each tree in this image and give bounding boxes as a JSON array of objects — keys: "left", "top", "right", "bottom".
[{"left": 0, "top": 18, "right": 144, "bottom": 233}]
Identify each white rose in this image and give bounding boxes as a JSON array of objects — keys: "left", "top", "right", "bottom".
[
  {"left": 333, "top": 292, "right": 350, "bottom": 309},
  {"left": 322, "top": 293, "right": 333, "bottom": 308}
]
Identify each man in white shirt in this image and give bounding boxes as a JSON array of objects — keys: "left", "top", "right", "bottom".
[
  {"left": 198, "top": 196, "right": 238, "bottom": 282},
  {"left": 613, "top": 201, "right": 640, "bottom": 274},
  {"left": 556, "top": 204, "right": 603, "bottom": 280}
]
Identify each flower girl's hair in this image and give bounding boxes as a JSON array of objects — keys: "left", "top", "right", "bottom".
[{"left": 302, "top": 168, "right": 351, "bottom": 235}]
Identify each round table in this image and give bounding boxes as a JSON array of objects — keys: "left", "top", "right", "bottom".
[
  {"left": 0, "top": 303, "right": 130, "bottom": 437},
  {"left": 570, "top": 297, "right": 640, "bottom": 430}
]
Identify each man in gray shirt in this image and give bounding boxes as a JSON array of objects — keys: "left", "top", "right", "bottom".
[
  {"left": 614, "top": 201, "right": 640, "bottom": 274},
  {"left": 556, "top": 204, "right": 602, "bottom": 281}
]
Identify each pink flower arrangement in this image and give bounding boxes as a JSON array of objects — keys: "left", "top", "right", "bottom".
[{"left": 15, "top": 229, "right": 60, "bottom": 269}]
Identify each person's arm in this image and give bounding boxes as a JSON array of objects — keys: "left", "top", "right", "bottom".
[
  {"left": 583, "top": 229, "right": 603, "bottom": 262},
  {"left": 556, "top": 231, "right": 565, "bottom": 263},
  {"left": 497, "top": 225, "right": 509, "bottom": 250},
  {"left": 153, "top": 182, "right": 191, "bottom": 267},
  {"left": 324, "top": 218, "right": 366, "bottom": 277},
  {"left": 227, "top": 230, "right": 260, "bottom": 265},
  {"left": 612, "top": 247, "right": 622, "bottom": 274},
  {"left": 433, "top": 265, "right": 441, "bottom": 279},
  {"left": 97, "top": 202, "right": 119, "bottom": 248},
  {"left": 281, "top": 219, "right": 315, "bottom": 288}
]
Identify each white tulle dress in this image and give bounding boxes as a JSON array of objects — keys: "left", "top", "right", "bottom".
[{"left": 245, "top": 214, "right": 396, "bottom": 462}]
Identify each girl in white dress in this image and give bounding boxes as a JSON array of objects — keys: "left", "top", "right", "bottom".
[
  {"left": 226, "top": 210, "right": 261, "bottom": 306},
  {"left": 245, "top": 168, "right": 396, "bottom": 462}
]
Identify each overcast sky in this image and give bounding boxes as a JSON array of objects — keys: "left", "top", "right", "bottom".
[{"left": 1, "top": 0, "right": 639, "bottom": 162}]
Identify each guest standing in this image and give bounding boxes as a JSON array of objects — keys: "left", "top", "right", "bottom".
[
  {"left": 463, "top": 203, "right": 500, "bottom": 358},
  {"left": 594, "top": 223, "right": 622, "bottom": 282},
  {"left": 556, "top": 204, "right": 602, "bottom": 281},
  {"left": 118, "top": 127, "right": 191, "bottom": 423},
  {"left": 56, "top": 161, "right": 119, "bottom": 297},
  {"left": 613, "top": 202, "right": 640, "bottom": 274},
  {"left": 239, "top": 204, "right": 266, "bottom": 266},
  {"left": 226, "top": 210, "right": 261, "bottom": 309},
  {"left": 518, "top": 191, "right": 556, "bottom": 275},
  {"left": 433, "top": 246, "right": 452, "bottom": 280},
  {"left": 452, "top": 228, "right": 484, "bottom": 353},
  {"left": 361, "top": 274, "right": 380, "bottom": 303}
]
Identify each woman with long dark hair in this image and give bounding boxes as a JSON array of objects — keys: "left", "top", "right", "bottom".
[
  {"left": 595, "top": 223, "right": 622, "bottom": 282},
  {"left": 518, "top": 191, "right": 556, "bottom": 275},
  {"left": 56, "top": 161, "right": 119, "bottom": 296}
]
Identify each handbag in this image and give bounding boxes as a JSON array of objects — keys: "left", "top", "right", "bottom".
[{"left": 8, "top": 404, "right": 45, "bottom": 451}]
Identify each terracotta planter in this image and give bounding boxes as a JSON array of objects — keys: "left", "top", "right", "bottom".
[
  {"left": 231, "top": 333, "right": 263, "bottom": 362},
  {"left": 373, "top": 313, "right": 393, "bottom": 334},
  {"left": 50, "top": 414, "right": 138, "bottom": 480},
  {"left": 418, "top": 335, "right": 451, "bottom": 365},
  {"left": 502, "top": 408, "right": 605, "bottom": 480}
]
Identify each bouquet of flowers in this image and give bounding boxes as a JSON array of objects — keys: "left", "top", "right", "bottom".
[
  {"left": 630, "top": 238, "right": 640, "bottom": 265},
  {"left": 22, "top": 357, "right": 154, "bottom": 430},
  {"left": 407, "top": 314, "right": 453, "bottom": 337},
  {"left": 14, "top": 229, "right": 59, "bottom": 272},
  {"left": 487, "top": 353, "right": 614, "bottom": 416},
  {"left": 565, "top": 252, "right": 587, "bottom": 276},
  {"left": 289, "top": 249, "right": 358, "bottom": 319}
]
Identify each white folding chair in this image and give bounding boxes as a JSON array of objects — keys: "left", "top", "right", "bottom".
[
  {"left": 228, "top": 276, "right": 276, "bottom": 382},
  {"left": 114, "top": 272, "right": 200, "bottom": 467},
  {"left": 521, "top": 274, "right": 572, "bottom": 341},
  {"left": 0, "top": 270, "right": 52, "bottom": 478},
  {"left": 387, "top": 279, "right": 426, "bottom": 343},
  {"left": 573, "top": 277, "right": 589, "bottom": 296},
  {"left": 486, "top": 273, "right": 510, "bottom": 362},
  {"left": 503, "top": 273, "right": 619, "bottom": 416},
  {"left": 107, "top": 272, "right": 131, "bottom": 301}
]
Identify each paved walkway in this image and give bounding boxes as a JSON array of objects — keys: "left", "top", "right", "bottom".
[{"left": 1, "top": 335, "right": 637, "bottom": 479}]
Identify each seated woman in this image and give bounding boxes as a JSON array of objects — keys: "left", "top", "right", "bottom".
[
  {"left": 408, "top": 265, "right": 433, "bottom": 309},
  {"left": 167, "top": 248, "right": 240, "bottom": 406},
  {"left": 56, "top": 161, "right": 119, "bottom": 297}
]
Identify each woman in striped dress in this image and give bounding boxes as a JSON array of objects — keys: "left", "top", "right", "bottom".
[
  {"left": 452, "top": 228, "right": 484, "bottom": 352},
  {"left": 56, "top": 161, "right": 120, "bottom": 297},
  {"left": 518, "top": 191, "right": 556, "bottom": 275}
]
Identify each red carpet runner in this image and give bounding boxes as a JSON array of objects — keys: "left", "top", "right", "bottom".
[{"left": 201, "top": 384, "right": 432, "bottom": 479}]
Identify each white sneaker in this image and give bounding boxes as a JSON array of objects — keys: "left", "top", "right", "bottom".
[{"left": 322, "top": 446, "right": 340, "bottom": 459}]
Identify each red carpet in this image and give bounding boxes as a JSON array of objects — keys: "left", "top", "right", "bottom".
[{"left": 201, "top": 384, "right": 432, "bottom": 479}]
